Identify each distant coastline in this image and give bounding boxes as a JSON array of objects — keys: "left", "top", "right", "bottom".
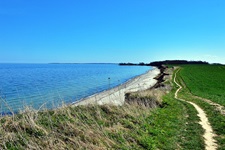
[
  {"left": 119, "top": 60, "right": 209, "bottom": 67},
  {"left": 48, "top": 63, "right": 117, "bottom": 64}
]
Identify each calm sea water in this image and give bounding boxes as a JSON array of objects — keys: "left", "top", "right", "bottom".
[{"left": 0, "top": 63, "right": 151, "bottom": 114}]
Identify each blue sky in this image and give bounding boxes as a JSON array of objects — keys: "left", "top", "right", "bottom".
[{"left": 0, "top": 0, "right": 225, "bottom": 64}]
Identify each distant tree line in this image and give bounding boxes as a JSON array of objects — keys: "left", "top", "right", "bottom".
[
  {"left": 119, "top": 62, "right": 146, "bottom": 66},
  {"left": 119, "top": 60, "right": 209, "bottom": 67},
  {"left": 149, "top": 60, "right": 209, "bottom": 67}
]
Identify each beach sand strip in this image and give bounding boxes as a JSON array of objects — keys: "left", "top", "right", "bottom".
[{"left": 72, "top": 68, "right": 160, "bottom": 106}]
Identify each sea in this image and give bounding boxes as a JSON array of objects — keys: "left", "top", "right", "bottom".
[{"left": 0, "top": 63, "right": 151, "bottom": 114}]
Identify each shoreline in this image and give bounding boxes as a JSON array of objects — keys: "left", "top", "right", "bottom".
[{"left": 72, "top": 67, "right": 161, "bottom": 106}]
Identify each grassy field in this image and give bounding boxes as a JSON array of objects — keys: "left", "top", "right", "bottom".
[
  {"left": 0, "top": 68, "right": 205, "bottom": 149},
  {"left": 179, "top": 64, "right": 225, "bottom": 106},
  {"left": 175, "top": 65, "right": 225, "bottom": 149}
]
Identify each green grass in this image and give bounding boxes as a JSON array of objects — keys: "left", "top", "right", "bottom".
[
  {"left": 179, "top": 64, "right": 225, "bottom": 106},
  {"left": 175, "top": 65, "right": 225, "bottom": 149}
]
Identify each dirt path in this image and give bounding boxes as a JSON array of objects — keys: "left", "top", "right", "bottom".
[
  {"left": 174, "top": 69, "right": 217, "bottom": 150},
  {"left": 192, "top": 95, "right": 225, "bottom": 116}
]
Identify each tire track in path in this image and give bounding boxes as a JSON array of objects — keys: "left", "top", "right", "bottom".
[
  {"left": 192, "top": 95, "right": 225, "bottom": 116},
  {"left": 174, "top": 69, "right": 217, "bottom": 150}
]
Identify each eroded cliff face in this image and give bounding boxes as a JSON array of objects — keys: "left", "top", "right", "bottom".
[{"left": 125, "top": 67, "right": 173, "bottom": 109}]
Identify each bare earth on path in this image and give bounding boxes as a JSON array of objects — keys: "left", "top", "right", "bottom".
[{"left": 174, "top": 69, "right": 218, "bottom": 150}]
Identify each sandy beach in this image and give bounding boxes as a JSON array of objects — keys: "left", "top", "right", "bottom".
[{"left": 72, "top": 67, "right": 160, "bottom": 106}]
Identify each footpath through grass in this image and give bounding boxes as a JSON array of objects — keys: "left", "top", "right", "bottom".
[
  {"left": 176, "top": 65, "right": 225, "bottom": 149},
  {"left": 147, "top": 87, "right": 204, "bottom": 150}
]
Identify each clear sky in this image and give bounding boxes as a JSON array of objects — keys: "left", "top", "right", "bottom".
[{"left": 0, "top": 0, "right": 225, "bottom": 64}]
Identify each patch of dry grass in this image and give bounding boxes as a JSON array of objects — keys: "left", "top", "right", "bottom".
[{"left": 0, "top": 99, "right": 158, "bottom": 149}]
